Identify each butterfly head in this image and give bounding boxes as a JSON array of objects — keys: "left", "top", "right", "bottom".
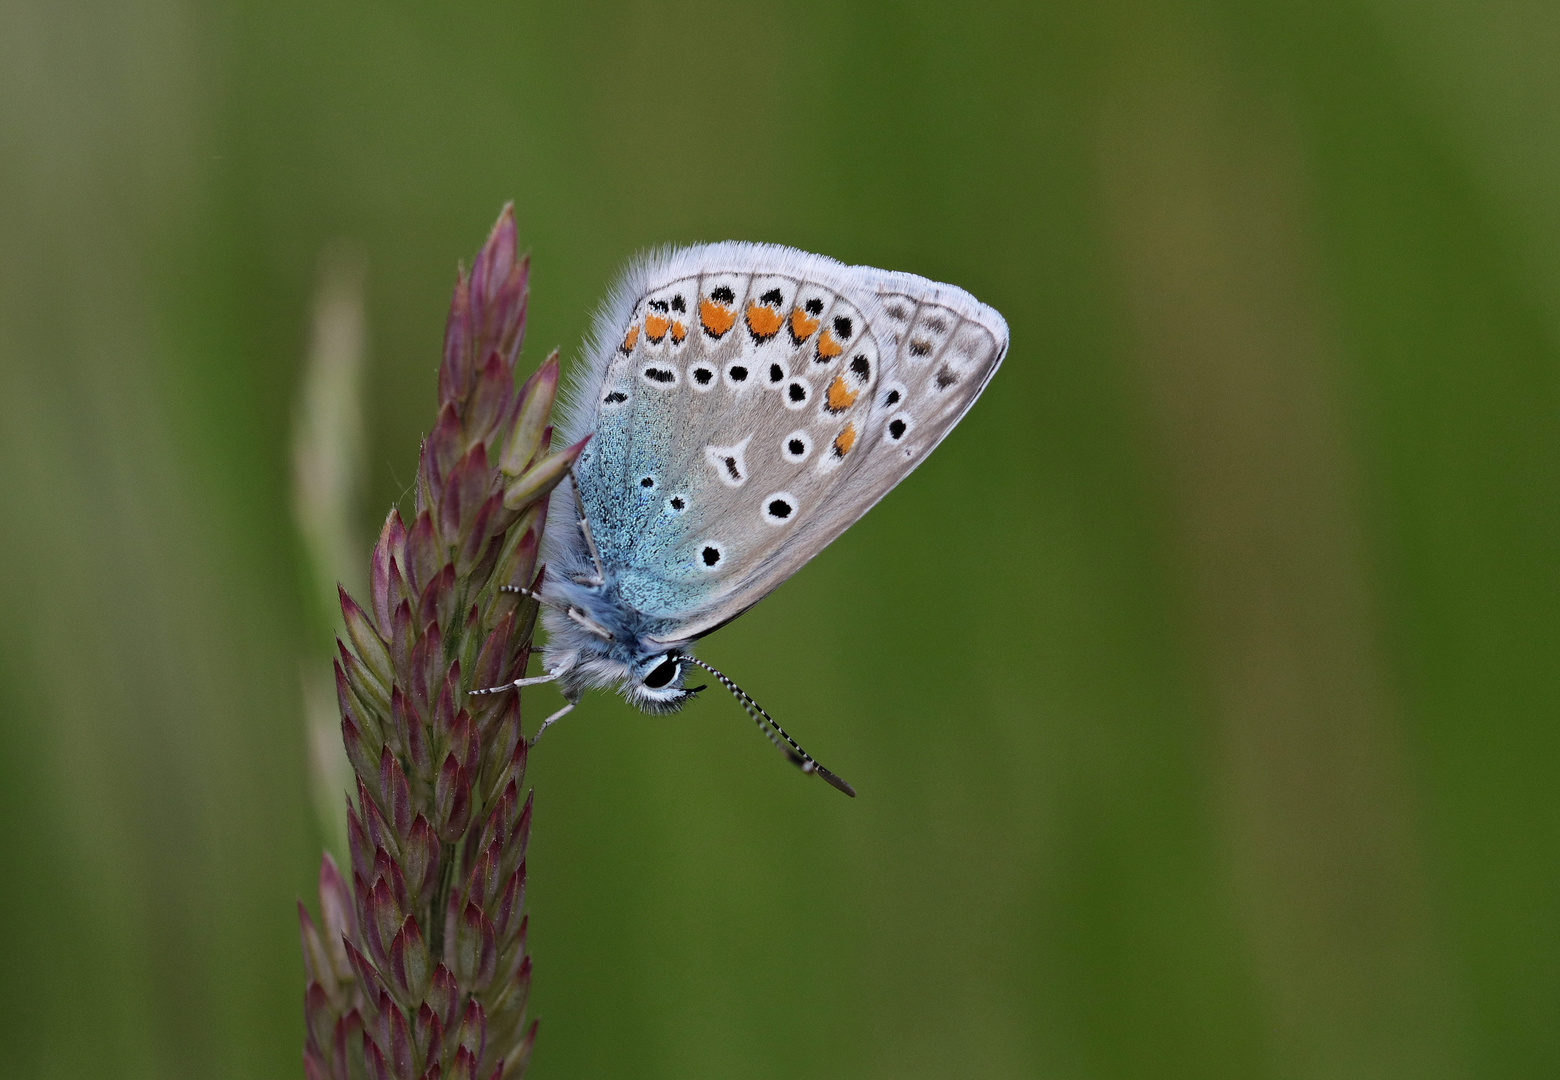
[{"left": 538, "top": 612, "right": 704, "bottom": 713}]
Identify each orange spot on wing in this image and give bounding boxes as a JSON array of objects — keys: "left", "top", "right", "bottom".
[
  {"left": 790, "top": 307, "right": 819, "bottom": 342},
  {"left": 745, "top": 302, "right": 783, "bottom": 340},
  {"left": 825, "top": 375, "right": 859, "bottom": 413},
  {"left": 670, "top": 320, "right": 687, "bottom": 342},
  {"left": 621, "top": 324, "right": 640, "bottom": 353},
  {"left": 832, "top": 422, "right": 857, "bottom": 457},
  {"left": 816, "top": 329, "right": 843, "bottom": 361},
  {"left": 699, "top": 298, "right": 736, "bottom": 338},
  {"left": 644, "top": 314, "right": 670, "bottom": 342}
]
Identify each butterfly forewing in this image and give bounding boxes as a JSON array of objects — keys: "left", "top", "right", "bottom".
[{"left": 564, "top": 244, "right": 1006, "bottom": 644}]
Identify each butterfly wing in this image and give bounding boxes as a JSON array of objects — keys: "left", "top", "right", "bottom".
[{"left": 557, "top": 243, "right": 1007, "bottom": 645}]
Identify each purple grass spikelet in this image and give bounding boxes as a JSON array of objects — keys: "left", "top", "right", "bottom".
[{"left": 301, "top": 205, "right": 572, "bottom": 1080}]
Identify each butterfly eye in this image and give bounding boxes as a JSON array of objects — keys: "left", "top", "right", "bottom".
[{"left": 643, "top": 656, "right": 680, "bottom": 690}]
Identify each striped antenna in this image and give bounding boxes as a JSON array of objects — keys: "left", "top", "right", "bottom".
[{"left": 681, "top": 657, "right": 856, "bottom": 798}]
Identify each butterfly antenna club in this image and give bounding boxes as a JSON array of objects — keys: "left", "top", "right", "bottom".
[{"left": 682, "top": 657, "right": 857, "bottom": 797}]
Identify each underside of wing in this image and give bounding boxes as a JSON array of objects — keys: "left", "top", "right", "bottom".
[{"left": 553, "top": 243, "right": 1007, "bottom": 645}]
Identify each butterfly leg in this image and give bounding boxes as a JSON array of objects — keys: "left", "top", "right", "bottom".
[
  {"left": 527, "top": 700, "right": 575, "bottom": 748},
  {"left": 499, "top": 584, "right": 614, "bottom": 642},
  {"left": 469, "top": 673, "right": 557, "bottom": 697},
  {"left": 569, "top": 469, "right": 607, "bottom": 587}
]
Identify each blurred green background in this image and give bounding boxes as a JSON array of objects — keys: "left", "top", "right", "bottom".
[{"left": 2, "top": 0, "right": 1557, "bottom": 1077}]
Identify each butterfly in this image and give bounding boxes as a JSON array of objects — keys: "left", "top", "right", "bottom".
[{"left": 476, "top": 243, "right": 1007, "bottom": 795}]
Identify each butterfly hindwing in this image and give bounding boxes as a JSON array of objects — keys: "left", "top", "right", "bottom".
[
  {"left": 562, "top": 244, "right": 1007, "bottom": 643},
  {"left": 656, "top": 271, "right": 1007, "bottom": 640}
]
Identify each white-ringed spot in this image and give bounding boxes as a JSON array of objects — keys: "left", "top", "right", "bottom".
[
  {"left": 782, "top": 429, "right": 812, "bottom": 462},
  {"left": 783, "top": 379, "right": 811, "bottom": 410},
  {"left": 704, "top": 436, "right": 751, "bottom": 488},
  {"left": 762, "top": 492, "right": 798, "bottom": 526}
]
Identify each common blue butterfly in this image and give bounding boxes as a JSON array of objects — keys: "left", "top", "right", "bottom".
[{"left": 476, "top": 244, "right": 1007, "bottom": 795}]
